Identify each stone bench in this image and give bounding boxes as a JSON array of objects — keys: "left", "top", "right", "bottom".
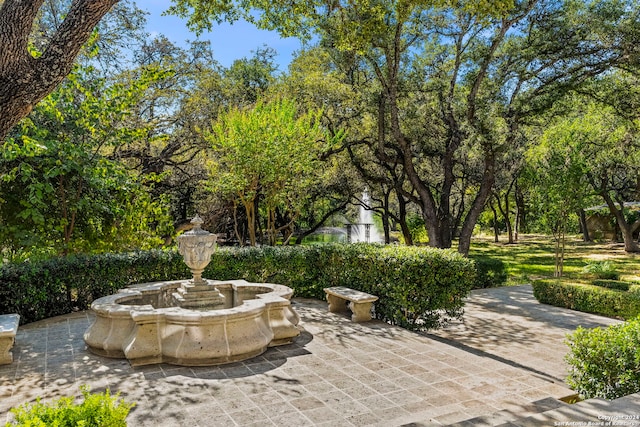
[
  {"left": 0, "top": 313, "right": 20, "bottom": 365},
  {"left": 323, "top": 287, "right": 378, "bottom": 322}
]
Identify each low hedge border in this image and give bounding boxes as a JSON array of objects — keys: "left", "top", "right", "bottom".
[
  {"left": 532, "top": 279, "right": 640, "bottom": 320},
  {"left": 1, "top": 244, "right": 505, "bottom": 330},
  {"left": 591, "top": 279, "right": 631, "bottom": 291}
]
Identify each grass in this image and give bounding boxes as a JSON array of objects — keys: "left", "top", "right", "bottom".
[{"left": 469, "top": 234, "right": 640, "bottom": 285}]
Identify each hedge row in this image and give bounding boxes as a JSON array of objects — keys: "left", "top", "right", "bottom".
[
  {"left": 591, "top": 279, "right": 631, "bottom": 291},
  {"left": 566, "top": 317, "right": 640, "bottom": 400},
  {"left": 0, "top": 250, "right": 189, "bottom": 324},
  {"left": 1, "top": 244, "right": 504, "bottom": 329},
  {"left": 532, "top": 279, "right": 640, "bottom": 320}
]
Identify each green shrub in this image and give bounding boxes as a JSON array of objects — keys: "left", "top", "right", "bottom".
[
  {"left": 208, "top": 244, "right": 476, "bottom": 329},
  {"left": 565, "top": 317, "right": 640, "bottom": 400},
  {"left": 468, "top": 255, "right": 507, "bottom": 288},
  {"left": 314, "top": 244, "right": 476, "bottom": 329},
  {"left": 532, "top": 279, "right": 640, "bottom": 320},
  {"left": 1, "top": 244, "right": 477, "bottom": 330},
  {"left": 591, "top": 279, "right": 631, "bottom": 291},
  {"left": 582, "top": 261, "right": 620, "bottom": 280},
  {"left": 0, "top": 250, "right": 187, "bottom": 323},
  {"left": 206, "top": 246, "right": 325, "bottom": 299},
  {"left": 7, "top": 385, "right": 134, "bottom": 426}
]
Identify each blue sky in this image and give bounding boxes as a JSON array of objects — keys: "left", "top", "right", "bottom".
[{"left": 141, "top": 2, "right": 302, "bottom": 70}]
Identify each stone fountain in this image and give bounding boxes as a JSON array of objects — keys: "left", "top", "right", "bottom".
[{"left": 83, "top": 216, "right": 300, "bottom": 366}]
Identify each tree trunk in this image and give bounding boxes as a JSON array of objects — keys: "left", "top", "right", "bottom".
[
  {"left": 577, "top": 208, "right": 591, "bottom": 242},
  {"left": 396, "top": 190, "right": 413, "bottom": 245},
  {"left": 496, "top": 193, "right": 513, "bottom": 244},
  {"left": 489, "top": 200, "right": 499, "bottom": 243},
  {"left": 554, "top": 219, "right": 566, "bottom": 277},
  {"left": 382, "top": 191, "right": 391, "bottom": 244},
  {"left": 458, "top": 152, "right": 495, "bottom": 256},
  {"left": 599, "top": 191, "right": 640, "bottom": 252},
  {"left": 244, "top": 201, "right": 256, "bottom": 246},
  {"left": 0, "top": 0, "right": 120, "bottom": 140},
  {"left": 515, "top": 181, "right": 526, "bottom": 235}
]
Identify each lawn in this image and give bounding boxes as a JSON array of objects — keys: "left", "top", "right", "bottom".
[{"left": 469, "top": 234, "right": 640, "bottom": 285}]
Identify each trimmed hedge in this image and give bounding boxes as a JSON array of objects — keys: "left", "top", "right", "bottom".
[
  {"left": 1, "top": 244, "right": 486, "bottom": 330},
  {"left": 0, "top": 250, "right": 189, "bottom": 324},
  {"left": 532, "top": 279, "right": 640, "bottom": 320},
  {"left": 566, "top": 317, "right": 640, "bottom": 400},
  {"left": 468, "top": 254, "right": 507, "bottom": 289},
  {"left": 591, "top": 279, "right": 631, "bottom": 291}
]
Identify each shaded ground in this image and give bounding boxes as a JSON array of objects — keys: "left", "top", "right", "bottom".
[{"left": 0, "top": 285, "right": 626, "bottom": 426}]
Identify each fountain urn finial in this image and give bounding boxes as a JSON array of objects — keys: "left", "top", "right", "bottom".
[{"left": 177, "top": 215, "right": 217, "bottom": 285}]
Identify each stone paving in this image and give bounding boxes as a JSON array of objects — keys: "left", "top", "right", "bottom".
[
  {"left": 427, "top": 285, "right": 621, "bottom": 383},
  {"left": 0, "top": 285, "right": 635, "bottom": 426}
]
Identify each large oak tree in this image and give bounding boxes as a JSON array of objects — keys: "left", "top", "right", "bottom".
[
  {"left": 170, "top": 0, "right": 639, "bottom": 255},
  {"left": 0, "top": 0, "right": 119, "bottom": 140}
]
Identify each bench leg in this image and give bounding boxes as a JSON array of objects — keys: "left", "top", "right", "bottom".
[
  {"left": 326, "top": 294, "right": 349, "bottom": 313},
  {"left": 0, "top": 337, "right": 15, "bottom": 365},
  {"left": 348, "top": 301, "right": 373, "bottom": 322}
]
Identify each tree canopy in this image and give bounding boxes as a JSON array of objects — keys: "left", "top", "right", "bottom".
[{"left": 2, "top": 0, "right": 640, "bottom": 257}]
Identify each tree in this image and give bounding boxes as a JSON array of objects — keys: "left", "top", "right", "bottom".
[
  {"left": 528, "top": 92, "right": 640, "bottom": 256},
  {"left": 108, "top": 37, "right": 219, "bottom": 232},
  {"left": 205, "top": 98, "right": 342, "bottom": 245},
  {"left": 0, "top": 64, "right": 172, "bottom": 256},
  {"left": 577, "top": 106, "right": 640, "bottom": 252},
  {"left": 170, "top": 0, "right": 640, "bottom": 255},
  {"left": 526, "top": 122, "right": 590, "bottom": 276},
  {"left": 0, "top": 0, "right": 121, "bottom": 140}
]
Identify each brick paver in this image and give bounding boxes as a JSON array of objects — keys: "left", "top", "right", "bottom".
[{"left": 0, "top": 285, "right": 629, "bottom": 426}]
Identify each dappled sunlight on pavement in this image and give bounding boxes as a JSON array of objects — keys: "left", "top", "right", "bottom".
[{"left": 0, "top": 286, "right": 629, "bottom": 426}]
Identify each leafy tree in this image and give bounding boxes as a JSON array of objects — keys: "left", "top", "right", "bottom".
[
  {"left": 0, "top": 64, "right": 172, "bottom": 257},
  {"left": 109, "top": 37, "right": 220, "bottom": 232},
  {"left": 170, "top": 0, "right": 640, "bottom": 255},
  {"left": 279, "top": 47, "right": 392, "bottom": 243},
  {"left": 526, "top": 121, "right": 590, "bottom": 276},
  {"left": 205, "top": 98, "right": 343, "bottom": 245},
  {"left": 577, "top": 106, "right": 640, "bottom": 251},
  {"left": 527, "top": 93, "right": 640, "bottom": 258},
  {"left": 223, "top": 46, "right": 279, "bottom": 106},
  {"left": 0, "top": 0, "right": 121, "bottom": 140},
  {"left": 30, "top": 0, "right": 147, "bottom": 73}
]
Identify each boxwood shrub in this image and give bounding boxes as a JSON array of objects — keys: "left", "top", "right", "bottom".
[
  {"left": 1, "top": 244, "right": 482, "bottom": 330},
  {"left": 566, "top": 317, "right": 640, "bottom": 400},
  {"left": 532, "top": 279, "right": 640, "bottom": 320}
]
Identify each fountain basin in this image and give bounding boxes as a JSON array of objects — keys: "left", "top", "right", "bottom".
[{"left": 84, "top": 279, "right": 300, "bottom": 366}]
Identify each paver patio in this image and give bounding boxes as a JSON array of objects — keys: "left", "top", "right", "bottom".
[{"left": 0, "top": 285, "right": 636, "bottom": 426}]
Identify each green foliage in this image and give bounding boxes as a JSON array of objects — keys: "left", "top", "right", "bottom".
[
  {"left": 1, "top": 245, "right": 478, "bottom": 330},
  {"left": 582, "top": 261, "right": 620, "bottom": 280},
  {"left": 7, "top": 385, "right": 134, "bottom": 427},
  {"left": 468, "top": 254, "right": 508, "bottom": 289},
  {"left": 532, "top": 279, "right": 640, "bottom": 320},
  {"left": 565, "top": 318, "right": 640, "bottom": 400},
  {"left": 205, "top": 97, "right": 345, "bottom": 245},
  {"left": 591, "top": 279, "right": 631, "bottom": 291},
  {"left": 404, "top": 214, "right": 429, "bottom": 245},
  {"left": 0, "top": 64, "right": 172, "bottom": 257},
  {"left": 308, "top": 244, "right": 476, "bottom": 330},
  {"left": 0, "top": 251, "right": 188, "bottom": 323}
]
